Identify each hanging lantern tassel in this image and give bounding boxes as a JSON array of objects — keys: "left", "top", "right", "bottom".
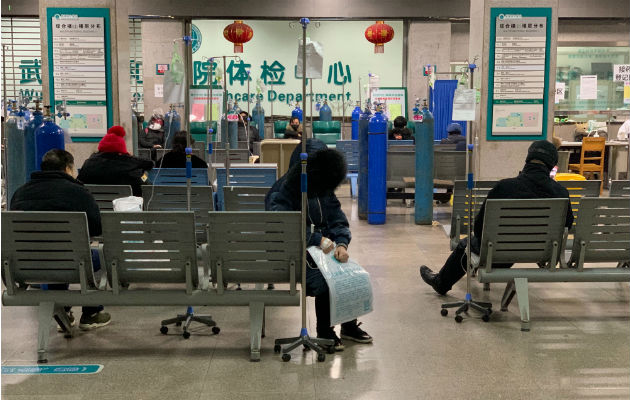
[
  {"left": 223, "top": 20, "right": 253, "bottom": 53},
  {"left": 365, "top": 21, "right": 394, "bottom": 54}
]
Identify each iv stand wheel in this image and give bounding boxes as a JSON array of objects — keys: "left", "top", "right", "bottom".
[
  {"left": 482, "top": 313, "right": 490, "bottom": 322},
  {"left": 454, "top": 315, "right": 463, "bottom": 323},
  {"left": 282, "top": 353, "right": 291, "bottom": 362},
  {"left": 440, "top": 308, "right": 448, "bottom": 317}
]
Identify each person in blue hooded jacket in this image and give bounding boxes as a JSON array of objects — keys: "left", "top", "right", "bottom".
[{"left": 265, "top": 139, "right": 373, "bottom": 351}]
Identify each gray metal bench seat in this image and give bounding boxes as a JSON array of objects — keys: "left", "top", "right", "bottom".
[
  {"left": 476, "top": 199, "right": 630, "bottom": 332},
  {"left": 449, "top": 180, "right": 497, "bottom": 250},
  {"left": 2, "top": 210, "right": 301, "bottom": 363}
]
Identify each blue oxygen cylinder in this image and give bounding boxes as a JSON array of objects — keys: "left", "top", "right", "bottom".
[
  {"left": 35, "top": 106, "right": 65, "bottom": 170},
  {"left": 291, "top": 103, "right": 303, "bottom": 122},
  {"left": 164, "top": 106, "right": 181, "bottom": 149},
  {"left": 351, "top": 101, "right": 361, "bottom": 140},
  {"left": 319, "top": 100, "right": 332, "bottom": 121},
  {"left": 25, "top": 102, "right": 44, "bottom": 181},
  {"left": 358, "top": 100, "right": 372, "bottom": 220},
  {"left": 414, "top": 100, "right": 434, "bottom": 225},
  {"left": 6, "top": 102, "right": 27, "bottom": 206},
  {"left": 367, "top": 105, "right": 388, "bottom": 225},
  {"left": 252, "top": 101, "right": 265, "bottom": 134}
]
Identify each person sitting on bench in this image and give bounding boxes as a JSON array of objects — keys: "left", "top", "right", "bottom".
[
  {"left": 266, "top": 139, "right": 373, "bottom": 351},
  {"left": 440, "top": 123, "right": 466, "bottom": 151},
  {"left": 11, "top": 149, "right": 111, "bottom": 330},
  {"left": 419, "top": 140, "right": 574, "bottom": 295}
]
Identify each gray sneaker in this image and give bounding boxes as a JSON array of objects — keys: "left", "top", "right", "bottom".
[{"left": 79, "top": 312, "right": 111, "bottom": 330}]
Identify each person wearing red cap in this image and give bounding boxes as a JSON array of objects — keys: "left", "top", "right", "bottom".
[{"left": 78, "top": 126, "right": 154, "bottom": 196}]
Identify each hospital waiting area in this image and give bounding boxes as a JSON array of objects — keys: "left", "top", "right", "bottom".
[{"left": 1, "top": 0, "right": 629, "bottom": 399}]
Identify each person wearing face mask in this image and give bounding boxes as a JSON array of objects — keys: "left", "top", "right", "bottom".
[
  {"left": 237, "top": 111, "right": 260, "bottom": 152},
  {"left": 265, "top": 139, "right": 373, "bottom": 352},
  {"left": 419, "top": 140, "right": 574, "bottom": 295},
  {"left": 284, "top": 117, "right": 303, "bottom": 139}
]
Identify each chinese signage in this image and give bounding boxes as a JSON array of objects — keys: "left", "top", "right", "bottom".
[
  {"left": 191, "top": 20, "right": 403, "bottom": 117},
  {"left": 47, "top": 8, "right": 112, "bottom": 137},
  {"left": 613, "top": 64, "right": 630, "bottom": 83},
  {"left": 487, "top": 8, "right": 551, "bottom": 141}
]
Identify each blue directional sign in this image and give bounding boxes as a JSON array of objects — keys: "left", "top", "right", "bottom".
[{"left": 2, "top": 365, "right": 103, "bottom": 375}]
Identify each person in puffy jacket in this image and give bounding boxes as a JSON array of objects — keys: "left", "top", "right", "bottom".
[
  {"left": 420, "top": 140, "right": 574, "bottom": 295},
  {"left": 78, "top": 126, "right": 153, "bottom": 196},
  {"left": 265, "top": 138, "right": 373, "bottom": 351},
  {"left": 156, "top": 130, "right": 207, "bottom": 168},
  {"left": 11, "top": 149, "right": 111, "bottom": 330}
]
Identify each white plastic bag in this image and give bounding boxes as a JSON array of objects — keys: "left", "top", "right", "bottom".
[
  {"left": 307, "top": 246, "right": 373, "bottom": 326},
  {"left": 112, "top": 196, "right": 143, "bottom": 212}
]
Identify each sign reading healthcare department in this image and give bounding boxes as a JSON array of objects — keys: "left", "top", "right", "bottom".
[
  {"left": 47, "top": 8, "right": 113, "bottom": 138},
  {"left": 191, "top": 20, "right": 403, "bottom": 118},
  {"left": 487, "top": 8, "right": 551, "bottom": 141}
]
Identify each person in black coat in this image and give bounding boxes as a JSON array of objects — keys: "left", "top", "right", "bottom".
[
  {"left": 420, "top": 140, "right": 574, "bottom": 295},
  {"left": 10, "top": 149, "right": 111, "bottom": 330},
  {"left": 265, "top": 139, "right": 372, "bottom": 350},
  {"left": 388, "top": 116, "right": 414, "bottom": 141},
  {"left": 78, "top": 126, "right": 153, "bottom": 197},
  {"left": 237, "top": 111, "right": 260, "bottom": 153},
  {"left": 156, "top": 130, "right": 208, "bottom": 168},
  {"left": 440, "top": 123, "right": 467, "bottom": 151}
]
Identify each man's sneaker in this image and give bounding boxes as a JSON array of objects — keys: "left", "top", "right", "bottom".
[
  {"left": 318, "top": 329, "right": 344, "bottom": 352},
  {"left": 57, "top": 311, "right": 75, "bottom": 332},
  {"left": 420, "top": 265, "right": 448, "bottom": 295},
  {"left": 340, "top": 322, "right": 373, "bottom": 344},
  {"left": 79, "top": 312, "right": 111, "bottom": 330}
]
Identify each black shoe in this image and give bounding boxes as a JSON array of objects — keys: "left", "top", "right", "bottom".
[
  {"left": 317, "top": 329, "right": 344, "bottom": 352},
  {"left": 340, "top": 321, "right": 373, "bottom": 344},
  {"left": 420, "top": 265, "right": 447, "bottom": 295}
]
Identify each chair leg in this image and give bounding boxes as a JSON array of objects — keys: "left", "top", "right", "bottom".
[
  {"left": 514, "top": 278, "right": 530, "bottom": 332},
  {"left": 249, "top": 301, "right": 264, "bottom": 362},
  {"left": 37, "top": 302, "right": 55, "bottom": 363}
]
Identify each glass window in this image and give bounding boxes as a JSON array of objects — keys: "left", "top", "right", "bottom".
[{"left": 556, "top": 46, "right": 629, "bottom": 114}]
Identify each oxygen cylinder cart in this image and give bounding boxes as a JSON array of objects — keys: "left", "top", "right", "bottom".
[
  {"left": 367, "top": 104, "right": 388, "bottom": 225},
  {"left": 164, "top": 105, "right": 181, "bottom": 149},
  {"left": 35, "top": 106, "right": 66, "bottom": 170},
  {"left": 414, "top": 99, "right": 434, "bottom": 225},
  {"left": 319, "top": 100, "right": 332, "bottom": 121},
  {"left": 6, "top": 101, "right": 27, "bottom": 206},
  {"left": 358, "top": 99, "right": 372, "bottom": 220},
  {"left": 351, "top": 101, "right": 361, "bottom": 140},
  {"left": 25, "top": 100, "right": 44, "bottom": 182},
  {"left": 291, "top": 102, "right": 303, "bottom": 122}
]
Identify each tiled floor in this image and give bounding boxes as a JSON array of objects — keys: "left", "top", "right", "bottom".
[{"left": 2, "top": 186, "right": 629, "bottom": 399}]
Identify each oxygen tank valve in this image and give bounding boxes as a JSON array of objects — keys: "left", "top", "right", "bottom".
[
  {"left": 44, "top": 105, "right": 52, "bottom": 118},
  {"left": 422, "top": 98, "right": 428, "bottom": 108},
  {"left": 33, "top": 99, "right": 42, "bottom": 112},
  {"left": 55, "top": 101, "right": 70, "bottom": 120}
]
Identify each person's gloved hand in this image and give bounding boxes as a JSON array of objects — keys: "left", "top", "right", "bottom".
[
  {"left": 334, "top": 246, "right": 349, "bottom": 263},
  {"left": 320, "top": 237, "right": 334, "bottom": 254}
]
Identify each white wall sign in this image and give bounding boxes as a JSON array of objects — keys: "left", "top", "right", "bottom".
[
  {"left": 554, "top": 81, "right": 565, "bottom": 104},
  {"left": 613, "top": 64, "right": 630, "bottom": 83},
  {"left": 154, "top": 84, "right": 163, "bottom": 98},
  {"left": 579, "top": 75, "right": 598, "bottom": 100}
]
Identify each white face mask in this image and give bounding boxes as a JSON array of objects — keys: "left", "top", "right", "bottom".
[{"left": 149, "top": 123, "right": 162, "bottom": 130}]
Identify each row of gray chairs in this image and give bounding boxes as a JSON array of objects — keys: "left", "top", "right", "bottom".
[
  {"left": 473, "top": 198, "right": 630, "bottom": 331},
  {"left": 1, "top": 210, "right": 301, "bottom": 363},
  {"left": 448, "top": 180, "right": 617, "bottom": 250}
]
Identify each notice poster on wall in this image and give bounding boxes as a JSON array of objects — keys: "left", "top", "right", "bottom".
[
  {"left": 47, "top": 8, "right": 112, "bottom": 138},
  {"left": 371, "top": 87, "right": 407, "bottom": 120},
  {"left": 579, "top": 75, "right": 598, "bottom": 100},
  {"left": 555, "top": 82, "right": 565, "bottom": 104},
  {"left": 487, "top": 8, "right": 551, "bottom": 140},
  {"left": 189, "top": 86, "right": 224, "bottom": 122}
]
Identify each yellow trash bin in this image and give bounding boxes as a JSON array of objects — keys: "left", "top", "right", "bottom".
[{"left": 555, "top": 172, "right": 586, "bottom": 181}]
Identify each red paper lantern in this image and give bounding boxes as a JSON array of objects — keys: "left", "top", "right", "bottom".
[
  {"left": 365, "top": 21, "right": 394, "bottom": 53},
  {"left": 223, "top": 20, "right": 253, "bottom": 53}
]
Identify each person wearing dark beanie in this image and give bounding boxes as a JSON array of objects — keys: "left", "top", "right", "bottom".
[
  {"left": 78, "top": 126, "right": 154, "bottom": 196},
  {"left": 420, "top": 140, "right": 574, "bottom": 295}
]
